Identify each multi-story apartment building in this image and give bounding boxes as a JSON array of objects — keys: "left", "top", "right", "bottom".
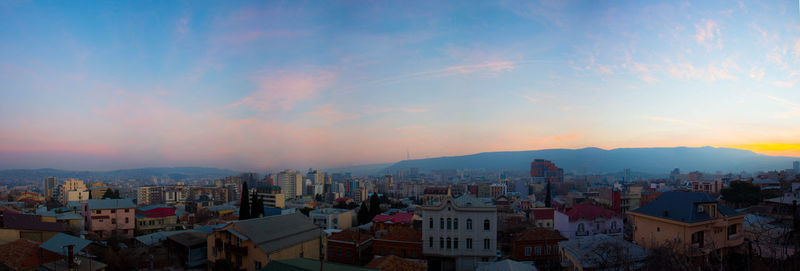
[
  {"left": 43, "top": 177, "right": 58, "bottom": 201},
  {"left": 308, "top": 208, "right": 354, "bottom": 230},
  {"left": 255, "top": 185, "right": 285, "bottom": 208},
  {"left": 276, "top": 170, "right": 303, "bottom": 199},
  {"left": 135, "top": 205, "right": 178, "bottom": 235},
  {"left": 137, "top": 186, "right": 164, "bottom": 206},
  {"left": 164, "top": 186, "right": 189, "bottom": 204},
  {"left": 81, "top": 199, "right": 136, "bottom": 239},
  {"left": 629, "top": 191, "right": 745, "bottom": 257},
  {"left": 423, "top": 187, "right": 450, "bottom": 205},
  {"left": 422, "top": 194, "right": 497, "bottom": 271},
  {"left": 531, "top": 159, "right": 563, "bottom": 183},
  {"left": 58, "top": 178, "right": 90, "bottom": 205}
]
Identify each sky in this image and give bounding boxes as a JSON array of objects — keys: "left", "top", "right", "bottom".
[{"left": 1, "top": 0, "right": 800, "bottom": 171}]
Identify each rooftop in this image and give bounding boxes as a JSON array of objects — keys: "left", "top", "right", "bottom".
[
  {"left": 558, "top": 234, "right": 648, "bottom": 269},
  {"left": 0, "top": 239, "right": 62, "bottom": 270},
  {"left": 364, "top": 255, "right": 426, "bottom": 271},
  {"left": 261, "top": 258, "right": 377, "bottom": 271},
  {"left": 228, "top": 213, "right": 321, "bottom": 254},
  {"left": 375, "top": 227, "right": 421, "bottom": 243},
  {"left": 561, "top": 203, "right": 617, "bottom": 222},
  {"left": 327, "top": 229, "right": 371, "bottom": 244},
  {"left": 514, "top": 227, "right": 566, "bottom": 242},
  {"left": 476, "top": 259, "right": 538, "bottom": 271},
  {"left": 86, "top": 198, "right": 135, "bottom": 210},
  {"left": 372, "top": 212, "right": 415, "bottom": 224},
  {"left": 630, "top": 191, "right": 743, "bottom": 223},
  {"left": 1, "top": 210, "right": 64, "bottom": 232},
  {"left": 40, "top": 233, "right": 93, "bottom": 256}
]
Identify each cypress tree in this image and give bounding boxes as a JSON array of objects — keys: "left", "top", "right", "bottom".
[
  {"left": 545, "top": 179, "right": 552, "bottom": 208},
  {"left": 239, "top": 182, "right": 250, "bottom": 220}
]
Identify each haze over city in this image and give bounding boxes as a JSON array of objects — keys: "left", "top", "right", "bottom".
[{"left": 2, "top": 0, "right": 800, "bottom": 172}]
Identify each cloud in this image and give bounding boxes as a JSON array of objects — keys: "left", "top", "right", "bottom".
[
  {"left": 694, "top": 19, "right": 721, "bottom": 49},
  {"left": 522, "top": 95, "right": 539, "bottom": 103},
  {"left": 640, "top": 115, "right": 699, "bottom": 127},
  {"left": 230, "top": 70, "right": 335, "bottom": 111},
  {"left": 667, "top": 61, "right": 737, "bottom": 82},
  {"left": 793, "top": 39, "right": 800, "bottom": 58},
  {"left": 307, "top": 104, "right": 360, "bottom": 122},
  {"left": 362, "top": 106, "right": 428, "bottom": 114},
  {"left": 749, "top": 66, "right": 765, "bottom": 81}
]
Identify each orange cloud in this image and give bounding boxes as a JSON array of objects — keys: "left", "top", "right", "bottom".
[{"left": 723, "top": 143, "right": 800, "bottom": 157}]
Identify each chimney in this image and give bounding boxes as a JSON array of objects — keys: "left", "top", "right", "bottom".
[{"left": 66, "top": 244, "right": 75, "bottom": 270}]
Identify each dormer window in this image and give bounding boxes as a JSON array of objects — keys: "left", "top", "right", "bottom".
[{"left": 697, "top": 205, "right": 704, "bottom": 213}]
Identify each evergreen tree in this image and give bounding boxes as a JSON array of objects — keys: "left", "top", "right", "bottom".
[
  {"left": 250, "top": 192, "right": 264, "bottom": 218},
  {"left": 369, "top": 194, "right": 381, "bottom": 217},
  {"left": 357, "top": 202, "right": 370, "bottom": 225},
  {"left": 113, "top": 190, "right": 120, "bottom": 199},
  {"left": 545, "top": 179, "right": 552, "bottom": 208},
  {"left": 102, "top": 189, "right": 114, "bottom": 199},
  {"left": 239, "top": 182, "right": 250, "bottom": 220}
]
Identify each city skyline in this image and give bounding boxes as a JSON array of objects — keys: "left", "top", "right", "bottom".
[{"left": 2, "top": 0, "right": 800, "bottom": 171}]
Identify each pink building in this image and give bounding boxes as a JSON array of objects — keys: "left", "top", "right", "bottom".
[{"left": 81, "top": 199, "right": 136, "bottom": 239}]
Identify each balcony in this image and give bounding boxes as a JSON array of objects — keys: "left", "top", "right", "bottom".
[
  {"left": 224, "top": 243, "right": 248, "bottom": 255},
  {"left": 726, "top": 234, "right": 743, "bottom": 247},
  {"left": 607, "top": 228, "right": 622, "bottom": 234},
  {"left": 575, "top": 230, "right": 589, "bottom": 237}
]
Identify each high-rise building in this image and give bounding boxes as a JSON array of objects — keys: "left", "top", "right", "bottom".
[
  {"left": 57, "top": 178, "right": 89, "bottom": 205},
  {"left": 307, "top": 169, "right": 325, "bottom": 186},
  {"left": 530, "top": 159, "right": 563, "bottom": 183},
  {"left": 137, "top": 186, "right": 165, "bottom": 205},
  {"left": 794, "top": 161, "right": 799, "bottom": 174},
  {"left": 623, "top": 168, "right": 632, "bottom": 183},
  {"left": 276, "top": 170, "right": 303, "bottom": 198},
  {"left": 43, "top": 177, "right": 58, "bottom": 201}
]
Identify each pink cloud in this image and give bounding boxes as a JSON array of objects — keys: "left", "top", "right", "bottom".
[
  {"left": 231, "top": 70, "right": 335, "bottom": 111},
  {"left": 307, "top": 104, "right": 360, "bottom": 122},
  {"left": 694, "top": 19, "right": 721, "bottom": 49}
]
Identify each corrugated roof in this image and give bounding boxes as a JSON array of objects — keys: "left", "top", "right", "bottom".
[
  {"left": 167, "top": 231, "right": 207, "bottom": 247},
  {"left": 40, "top": 233, "right": 93, "bottom": 256},
  {"left": 453, "top": 194, "right": 494, "bottom": 208},
  {"left": 87, "top": 198, "right": 135, "bottom": 210},
  {"left": 630, "top": 191, "right": 742, "bottom": 223},
  {"left": 231, "top": 213, "right": 321, "bottom": 254}
]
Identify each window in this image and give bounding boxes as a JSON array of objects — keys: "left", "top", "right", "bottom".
[
  {"left": 212, "top": 246, "right": 217, "bottom": 257},
  {"left": 454, "top": 238, "right": 458, "bottom": 249},
  {"left": 440, "top": 237, "right": 444, "bottom": 248},
  {"left": 440, "top": 218, "right": 444, "bottom": 229},
  {"left": 535, "top": 246, "right": 542, "bottom": 255},
  {"left": 546, "top": 245, "right": 551, "bottom": 254},
  {"left": 429, "top": 237, "right": 433, "bottom": 247},
  {"left": 111, "top": 209, "right": 116, "bottom": 214},
  {"left": 596, "top": 223, "right": 600, "bottom": 231},
  {"left": 99, "top": 219, "right": 104, "bottom": 223},
  {"left": 254, "top": 261, "right": 262, "bottom": 270},
  {"left": 447, "top": 218, "right": 452, "bottom": 229},
  {"left": 411, "top": 251, "right": 417, "bottom": 258},
  {"left": 691, "top": 231, "right": 704, "bottom": 247},
  {"left": 466, "top": 238, "right": 473, "bottom": 249},
  {"left": 95, "top": 210, "right": 101, "bottom": 214},
  {"left": 380, "top": 247, "right": 385, "bottom": 255},
  {"left": 125, "top": 208, "right": 130, "bottom": 213},
  {"left": 611, "top": 221, "right": 617, "bottom": 229},
  {"left": 236, "top": 255, "right": 242, "bottom": 266},
  {"left": 454, "top": 218, "right": 458, "bottom": 230},
  {"left": 728, "top": 224, "right": 737, "bottom": 239},
  {"left": 524, "top": 246, "right": 531, "bottom": 256},
  {"left": 577, "top": 223, "right": 585, "bottom": 232},
  {"left": 111, "top": 218, "right": 116, "bottom": 224},
  {"left": 483, "top": 239, "right": 490, "bottom": 249},
  {"left": 446, "top": 238, "right": 451, "bottom": 249},
  {"left": 467, "top": 219, "right": 473, "bottom": 230},
  {"left": 429, "top": 218, "right": 433, "bottom": 228},
  {"left": 125, "top": 217, "right": 129, "bottom": 223},
  {"left": 401, "top": 249, "right": 406, "bottom": 257},
  {"left": 484, "top": 219, "right": 490, "bottom": 230}
]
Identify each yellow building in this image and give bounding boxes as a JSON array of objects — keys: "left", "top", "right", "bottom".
[
  {"left": 207, "top": 213, "right": 324, "bottom": 271},
  {"left": 629, "top": 191, "right": 745, "bottom": 257}
]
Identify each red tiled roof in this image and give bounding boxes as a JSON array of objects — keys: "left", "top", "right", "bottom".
[
  {"left": 0, "top": 239, "right": 62, "bottom": 270},
  {"left": 531, "top": 208, "right": 554, "bottom": 220},
  {"left": 563, "top": 203, "right": 617, "bottom": 222},
  {"left": 372, "top": 212, "right": 415, "bottom": 224},
  {"left": 328, "top": 229, "right": 372, "bottom": 244},
  {"left": 141, "top": 207, "right": 176, "bottom": 218},
  {"left": 514, "top": 227, "right": 566, "bottom": 242},
  {"left": 365, "top": 255, "right": 426, "bottom": 271},
  {"left": 375, "top": 227, "right": 421, "bottom": 243}
]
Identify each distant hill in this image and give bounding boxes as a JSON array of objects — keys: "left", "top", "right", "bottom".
[
  {"left": 325, "top": 163, "right": 394, "bottom": 176},
  {"left": 380, "top": 147, "right": 800, "bottom": 175},
  {"left": 0, "top": 167, "right": 240, "bottom": 184}
]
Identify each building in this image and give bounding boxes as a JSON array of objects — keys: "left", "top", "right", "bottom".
[
  {"left": 135, "top": 205, "right": 178, "bottom": 235},
  {"left": 373, "top": 227, "right": 424, "bottom": 260},
  {"left": 326, "top": 229, "right": 373, "bottom": 265},
  {"left": 256, "top": 186, "right": 285, "bottom": 208},
  {"left": 276, "top": 170, "right": 304, "bottom": 199},
  {"left": 553, "top": 203, "right": 622, "bottom": 239},
  {"left": 423, "top": 187, "right": 450, "bottom": 206},
  {"left": 530, "top": 208, "right": 555, "bottom": 229},
  {"left": 371, "top": 212, "right": 418, "bottom": 232},
  {"left": 166, "top": 231, "right": 209, "bottom": 269},
  {"left": 81, "top": 199, "right": 136, "bottom": 239},
  {"left": 137, "top": 186, "right": 165, "bottom": 206},
  {"left": 558, "top": 234, "right": 647, "bottom": 270},
  {"left": 476, "top": 259, "right": 538, "bottom": 271},
  {"left": 165, "top": 186, "right": 189, "bottom": 204},
  {"left": 0, "top": 239, "right": 62, "bottom": 270},
  {"left": 511, "top": 227, "right": 565, "bottom": 267},
  {"left": 57, "top": 179, "right": 89, "bottom": 205},
  {"left": 794, "top": 161, "right": 799, "bottom": 173},
  {"left": 628, "top": 191, "right": 745, "bottom": 256},
  {"left": 308, "top": 208, "right": 355, "bottom": 230},
  {"left": 262, "top": 258, "right": 375, "bottom": 271},
  {"left": 206, "top": 213, "right": 323, "bottom": 271},
  {"left": 0, "top": 211, "right": 65, "bottom": 244},
  {"left": 43, "top": 177, "right": 58, "bottom": 201},
  {"left": 422, "top": 194, "right": 497, "bottom": 271},
  {"left": 690, "top": 180, "right": 724, "bottom": 194},
  {"left": 89, "top": 185, "right": 111, "bottom": 200},
  {"left": 365, "top": 255, "right": 427, "bottom": 271},
  {"left": 530, "top": 159, "right": 563, "bottom": 183},
  {"left": 307, "top": 170, "right": 325, "bottom": 186}
]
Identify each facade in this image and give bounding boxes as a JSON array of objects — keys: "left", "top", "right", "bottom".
[
  {"left": 373, "top": 227, "right": 423, "bottom": 259},
  {"left": 81, "top": 199, "right": 136, "bottom": 239},
  {"left": 530, "top": 208, "right": 555, "bottom": 229},
  {"left": 308, "top": 208, "right": 354, "bottom": 230},
  {"left": 137, "top": 186, "right": 165, "bottom": 206},
  {"left": 57, "top": 179, "right": 89, "bottom": 205},
  {"left": 628, "top": 191, "right": 745, "bottom": 256},
  {"left": 89, "top": 186, "right": 111, "bottom": 200},
  {"left": 135, "top": 205, "right": 178, "bottom": 235},
  {"left": 530, "top": 159, "right": 563, "bottom": 183},
  {"left": 207, "top": 213, "right": 323, "bottom": 271},
  {"left": 165, "top": 186, "right": 189, "bottom": 204},
  {"left": 256, "top": 186, "right": 285, "bottom": 208},
  {"left": 371, "top": 212, "right": 418, "bottom": 232},
  {"left": 276, "top": 170, "right": 304, "bottom": 199},
  {"left": 690, "top": 180, "right": 724, "bottom": 194},
  {"left": 558, "top": 234, "right": 648, "bottom": 270},
  {"left": 553, "top": 203, "right": 622, "bottom": 240},
  {"left": 511, "top": 227, "right": 565, "bottom": 265},
  {"left": 43, "top": 177, "right": 58, "bottom": 201},
  {"left": 423, "top": 187, "right": 450, "bottom": 206},
  {"left": 422, "top": 194, "right": 497, "bottom": 271},
  {"left": 326, "top": 229, "right": 373, "bottom": 265}
]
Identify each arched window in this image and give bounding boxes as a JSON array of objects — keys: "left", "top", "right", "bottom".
[
  {"left": 446, "top": 237, "right": 451, "bottom": 249},
  {"left": 466, "top": 219, "right": 472, "bottom": 230},
  {"left": 429, "top": 236, "right": 433, "bottom": 247},
  {"left": 578, "top": 223, "right": 585, "bottom": 232},
  {"left": 447, "top": 218, "right": 452, "bottom": 229},
  {"left": 440, "top": 218, "right": 444, "bottom": 229},
  {"left": 439, "top": 237, "right": 444, "bottom": 248},
  {"left": 611, "top": 221, "right": 617, "bottom": 229},
  {"left": 483, "top": 219, "right": 490, "bottom": 230},
  {"left": 429, "top": 218, "right": 433, "bottom": 228},
  {"left": 454, "top": 218, "right": 459, "bottom": 230}
]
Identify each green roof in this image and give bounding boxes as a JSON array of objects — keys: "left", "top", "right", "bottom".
[{"left": 261, "top": 258, "right": 377, "bottom": 271}]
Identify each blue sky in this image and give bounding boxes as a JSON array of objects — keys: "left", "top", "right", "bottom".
[{"left": 1, "top": 0, "right": 799, "bottom": 171}]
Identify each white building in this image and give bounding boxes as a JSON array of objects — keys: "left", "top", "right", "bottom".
[
  {"left": 422, "top": 194, "right": 497, "bottom": 271},
  {"left": 276, "top": 170, "right": 303, "bottom": 198},
  {"left": 58, "top": 178, "right": 89, "bottom": 205}
]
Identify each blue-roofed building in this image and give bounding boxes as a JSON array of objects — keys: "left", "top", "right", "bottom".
[{"left": 628, "top": 191, "right": 746, "bottom": 256}]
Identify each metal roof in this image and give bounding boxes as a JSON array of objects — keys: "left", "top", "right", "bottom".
[
  {"left": 230, "top": 213, "right": 321, "bottom": 254},
  {"left": 40, "top": 233, "right": 93, "bottom": 256},
  {"left": 630, "top": 191, "right": 742, "bottom": 223},
  {"left": 86, "top": 198, "right": 135, "bottom": 210}
]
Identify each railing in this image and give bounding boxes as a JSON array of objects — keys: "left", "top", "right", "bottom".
[{"left": 224, "top": 243, "right": 248, "bottom": 255}]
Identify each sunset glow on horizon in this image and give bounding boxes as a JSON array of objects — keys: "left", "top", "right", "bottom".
[{"left": 2, "top": 0, "right": 800, "bottom": 171}]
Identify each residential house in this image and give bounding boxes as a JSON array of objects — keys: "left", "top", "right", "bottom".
[
  {"left": 371, "top": 212, "right": 417, "bottom": 232},
  {"left": 511, "top": 227, "right": 566, "bottom": 267},
  {"left": 628, "top": 191, "right": 746, "bottom": 256},
  {"left": 373, "top": 227, "right": 423, "bottom": 259},
  {"left": 553, "top": 203, "right": 622, "bottom": 239},
  {"left": 81, "top": 199, "right": 136, "bottom": 239},
  {"left": 530, "top": 208, "right": 555, "bottom": 229},
  {"left": 309, "top": 208, "right": 354, "bottom": 230},
  {"left": 166, "top": 231, "right": 209, "bottom": 269},
  {"left": 0, "top": 211, "right": 64, "bottom": 244},
  {"left": 135, "top": 205, "right": 178, "bottom": 235},
  {"left": 326, "top": 229, "right": 373, "bottom": 265},
  {"left": 0, "top": 239, "right": 62, "bottom": 271},
  {"left": 206, "top": 213, "right": 323, "bottom": 271},
  {"left": 40, "top": 233, "right": 107, "bottom": 271},
  {"left": 558, "top": 234, "right": 648, "bottom": 270}
]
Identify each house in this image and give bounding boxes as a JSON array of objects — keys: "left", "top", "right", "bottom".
[
  {"left": 371, "top": 212, "right": 417, "bottom": 232},
  {"left": 308, "top": 208, "right": 355, "bottom": 230},
  {"left": 135, "top": 205, "right": 178, "bottom": 235},
  {"left": 39, "top": 233, "right": 107, "bottom": 271},
  {"left": 81, "top": 199, "right": 136, "bottom": 239},
  {"left": 422, "top": 194, "right": 497, "bottom": 271},
  {"left": 553, "top": 204, "right": 622, "bottom": 239},
  {"left": 0, "top": 239, "right": 62, "bottom": 271},
  {"left": 207, "top": 213, "right": 323, "bottom": 271},
  {"left": 326, "top": 229, "right": 372, "bottom": 265},
  {"left": 0, "top": 211, "right": 64, "bottom": 244},
  {"left": 365, "top": 255, "right": 427, "bottom": 271},
  {"left": 373, "top": 227, "right": 423, "bottom": 259},
  {"left": 166, "top": 231, "right": 209, "bottom": 269},
  {"left": 628, "top": 191, "right": 746, "bottom": 256},
  {"left": 529, "top": 208, "right": 555, "bottom": 229},
  {"left": 511, "top": 227, "right": 566, "bottom": 267},
  {"left": 558, "top": 234, "right": 648, "bottom": 270}
]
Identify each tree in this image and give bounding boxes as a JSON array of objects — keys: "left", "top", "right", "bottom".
[
  {"left": 250, "top": 192, "right": 264, "bottom": 218},
  {"left": 239, "top": 182, "right": 250, "bottom": 220},
  {"left": 721, "top": 181, "right": 761, "bottom": 208},
  {"left": 102, "top": 189, "right": 114, "bottom": 199},
  {"left": 357, "top": 202, "right": 370, "bottom": 225},
  {"left": 369, "top": 194, "right": 381, "bottom": 217},
  {"left": 315, "top": 194, "right": 323, "bottom": 202},
  {"left": 545, "top": 179, "right": 552, "bottom": 208},
  {"left": 212, "top": 259, "right": 236, "bottom": 271}
]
